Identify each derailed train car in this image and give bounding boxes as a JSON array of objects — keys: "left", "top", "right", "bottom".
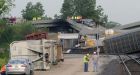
[
  {"left": 10, "top": 40, "right": 64, "bottom": 70},
  {"left": 104, "top": 29, "right": 140, "bottom": 54}
]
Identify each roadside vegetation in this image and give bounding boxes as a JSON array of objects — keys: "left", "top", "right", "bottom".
[
  {"left": 0, "top": 19, "right": 36, "bottom": 68},
  {"left": 0, "top": 1, "right": 46, "bottom": 67}
]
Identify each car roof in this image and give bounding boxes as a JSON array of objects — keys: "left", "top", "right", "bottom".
[{"left": 10, "top": 58, "right": 29, "bottom": 61}]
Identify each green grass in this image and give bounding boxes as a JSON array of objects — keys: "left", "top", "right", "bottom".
[
  {"left": 0, "top": 44, "right": 9, "bottom": 69},
  {"left": 0, "top": 58, "right": 7, "bottom": 69},
  {"left": 0, "top": 54, "right": 9, "bottom": 69}
]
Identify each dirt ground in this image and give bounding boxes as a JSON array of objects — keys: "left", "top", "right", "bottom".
[{"left": 35, "top": 54, "right": 120, "bottom": 75}]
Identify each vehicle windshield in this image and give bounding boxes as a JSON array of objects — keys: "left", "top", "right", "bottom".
[{"left": 9, "top": 60, "right": 26, "bottom": 64}]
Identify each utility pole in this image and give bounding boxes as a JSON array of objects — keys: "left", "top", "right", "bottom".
[{"left": 95, "top": 21, "right": 100, "bottom": 56}]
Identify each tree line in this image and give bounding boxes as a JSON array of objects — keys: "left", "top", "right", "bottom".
[
  {"left": 0, "top": 0, "right": 121, "bottom": 28},
  {"left": 0, "top": 0, "right": 14, "bottom": 16},
  {"left": 61, "top": 0, "right": 121, "bottom": 28}
]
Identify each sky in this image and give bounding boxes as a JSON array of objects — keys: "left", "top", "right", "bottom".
[
  {"left": 10, "top": 0, "right": 140, "bottom": 25},
  {"left": 10, "top": 0, "right": 64, "bottom": 18}
]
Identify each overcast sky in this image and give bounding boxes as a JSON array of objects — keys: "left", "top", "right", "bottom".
[{"left": 10, "top": 0, "right": 140, "bottom": 25}]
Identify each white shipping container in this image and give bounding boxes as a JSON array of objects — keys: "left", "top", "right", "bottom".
[{"left": 10, "top": 40, "right": 63, "bottom": 70}]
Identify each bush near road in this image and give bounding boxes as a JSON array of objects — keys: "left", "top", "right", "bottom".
[{"left": 0, "top": 19, "right": 36, "bottom": 68}]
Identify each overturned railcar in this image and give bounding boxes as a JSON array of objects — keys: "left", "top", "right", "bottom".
[
  {"left": 10, "top": 40, "right": 64, "bottom": 70},
  {"left": 104, "top": 29, "right": 140, "bottom": 54}
]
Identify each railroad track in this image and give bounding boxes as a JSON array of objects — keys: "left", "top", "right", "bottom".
[
  {"left": 126, "top": 55, "right": 140, "bottom": 64},
  {"left": 118, "top": 55, "right": 140, "bottom": 75}
]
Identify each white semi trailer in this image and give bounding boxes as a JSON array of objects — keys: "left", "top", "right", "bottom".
[{"left": 10, "top": 39, "right": 64, "bottom": 70}]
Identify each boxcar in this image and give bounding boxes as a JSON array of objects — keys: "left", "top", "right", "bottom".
[
  {"left": 25, "top": 32, "right": 48, "bottom": 40},
  {"left": 104, "top": 29, "right": 140, "bottom": 54}
]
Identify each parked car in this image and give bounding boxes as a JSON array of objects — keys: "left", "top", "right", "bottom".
[{"left": 6, "top": 58, "right": 34, "bottom": 75}]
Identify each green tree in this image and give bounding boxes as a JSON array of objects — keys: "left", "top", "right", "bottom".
[
  {"left": 22, "top": 2, "right": 44, "bottom": 20},
  {"left": 11, "top": 22, "right": 36, "bottom": 40},
  {"left": 0, "top": 19, "right": 7, "bottom": 28},
  {"left": 74, "top": 0, "right": 96, "bottom": 18},
  {"left": 61, "top": 0, "right": 108, "bottom": 25},
  {"left": 61, "top": 0, "right": 75, "bottom": 19},
  {"left": 0, "top": 26, "right": 13, "bottom": 43},
  {"left": 0, "top": 22, "right": 36, "bottom": 44},
  {"left": 0, "top": 22, "right": 36, "bottom": 68},
  {"left": 33, "top": 2, "right": 44, "bottom": 17},
  {"left": 0, "top": 0, "right": 14, "bottom": 16}
]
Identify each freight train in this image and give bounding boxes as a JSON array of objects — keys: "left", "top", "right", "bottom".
[{"left": 104, "top": 29, "right": 140, "bottom": 54}]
